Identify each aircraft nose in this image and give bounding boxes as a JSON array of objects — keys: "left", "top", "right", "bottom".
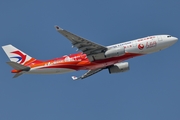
[
  {"left": 164, "top": 35, "right": 178, "bottom": 46},
  {"left": 173, "top": 37, "right": 178, "bottom": 42},
  {"left": 171, "top": 37, "right": 178, "bottom": 44}
]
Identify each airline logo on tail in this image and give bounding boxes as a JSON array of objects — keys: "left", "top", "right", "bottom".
[{"left": 10, "top": 51, "right": 26, "bottom": 64}]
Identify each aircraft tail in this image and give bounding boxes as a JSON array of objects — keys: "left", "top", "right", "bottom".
[
  {"left": 2, "top": 44, "right": 36, "bottom": 78},
  {"left": 2, "top": 44, "right": 36, "bottom": 65},
  {"left": 6, "top": 61, "right": 30, "bottom": 71},
  {"left": 6, "top": 61, "right": 31, "bottom": 78}
]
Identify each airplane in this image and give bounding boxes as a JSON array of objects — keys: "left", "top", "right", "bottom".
[{"left": 2, "top": 26, "right": 178, "bottom": 80}]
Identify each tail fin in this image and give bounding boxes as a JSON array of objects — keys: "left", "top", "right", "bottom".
[{"left": 2, "top": 44, "right": 36, "bottom": 65}]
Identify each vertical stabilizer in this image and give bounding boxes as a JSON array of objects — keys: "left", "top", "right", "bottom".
[{"left": 2, "top": 44, "right": 35, "bottom": 65}]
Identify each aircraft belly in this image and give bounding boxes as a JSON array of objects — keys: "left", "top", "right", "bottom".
[{"left": 28, "top": 68, "right": 75, "bottom": 74}]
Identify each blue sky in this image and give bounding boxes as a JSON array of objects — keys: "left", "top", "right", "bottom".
[{"left": 0, "top": 0, "right": 180, "bottom": 120}]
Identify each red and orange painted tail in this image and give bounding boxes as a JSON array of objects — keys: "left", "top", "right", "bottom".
[{"left": 2, "top": 44, "right": 36, "bottom": 65}]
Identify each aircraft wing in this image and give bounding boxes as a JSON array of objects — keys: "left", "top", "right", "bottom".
[
  {"left": 55, "top": 26, "right": 107, "bottom": 56},
  {"left": 71, "top": 68, "right": 103, "bottom": 80}
]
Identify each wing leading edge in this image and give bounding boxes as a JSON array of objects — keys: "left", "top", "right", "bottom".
[
  {"left": 54, "top": 26, "right": 107, "bottom": 80},
  {"left": 55, "top": 26, "right": 107, "bottom": 57}
]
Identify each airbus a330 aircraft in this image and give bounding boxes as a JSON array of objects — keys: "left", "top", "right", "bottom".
[{"left": 2, "top": 26, "right": 178, "bottom": 80}]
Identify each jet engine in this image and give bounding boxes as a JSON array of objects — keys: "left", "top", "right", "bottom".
[
  {"left": 108, "top": 62, "right": 129, "bottom": 74},
  {"left": 105, "top": 46, "right": 125, "bottom": 58}
]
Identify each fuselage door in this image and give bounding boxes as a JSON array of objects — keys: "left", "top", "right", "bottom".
[
  {"left": 157, "top": 36, "right": 163, "bottom": 41},
  {"left": 133, "top": 41, "right": 137, "bottom": 47}
]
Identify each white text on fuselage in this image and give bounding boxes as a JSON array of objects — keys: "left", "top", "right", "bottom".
[{"left": 44, "top": 56, "right": 81, "bottom": 66}]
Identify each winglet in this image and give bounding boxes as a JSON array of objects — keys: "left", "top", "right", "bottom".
[
  {"left": 71, "top": 76, "right": 81, "bottom": 80},
  {"left": 54, "top": 25, "right": 63, "bottom": 31}
]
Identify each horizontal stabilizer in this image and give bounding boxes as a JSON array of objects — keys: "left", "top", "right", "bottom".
[
  {"left": 6, "top": 61, "right": 30, "bottom": 71},
  {"left": 13, "top": 73, "right": 23, "bottom": 78}
]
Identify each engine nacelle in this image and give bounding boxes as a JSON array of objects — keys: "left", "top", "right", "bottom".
[
  {"left": 105, "top": 46, "right": 125, "bottom": 58},
  {"left": 108, "top": 62, "right": 129, "bottom": 74}
]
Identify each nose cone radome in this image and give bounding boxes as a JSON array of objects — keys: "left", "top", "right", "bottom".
[
  {"left": 171, "top": 36, "right": 178, "bottom": 45},
  {"left": 164, "top": 35, "right": 178, "bottom": 45},
  {"left": 160, "top": 35, "right": 178, "bottom": 49},
  {"left": 173, "top": 37, "right": 178, "bottom": 42}
]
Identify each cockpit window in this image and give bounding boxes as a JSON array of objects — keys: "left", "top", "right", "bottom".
[{"left": 167, "top": 35, "right": 172, "bottom": 38}]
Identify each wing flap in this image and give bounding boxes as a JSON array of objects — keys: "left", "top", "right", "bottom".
[{"left": 55, "top": 26, "right": 107, "bottom": 55}]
